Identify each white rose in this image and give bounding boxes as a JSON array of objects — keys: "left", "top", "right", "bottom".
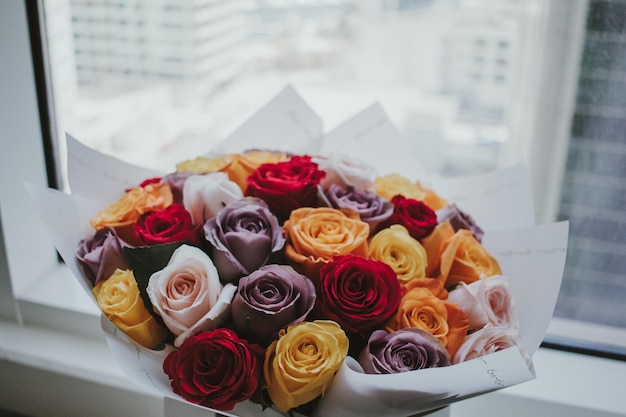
[
  {"left": 146, "top": 244, "right": 237, "bottom": 347},
  {"left": 182, "top": 172, "right": 243, "bottom": 225},
  {"left": 313, "top": 154, "right": 377, "bottom": 191},
  {"left": 448, "top": 275, "right": 518, "bottom": 331}
]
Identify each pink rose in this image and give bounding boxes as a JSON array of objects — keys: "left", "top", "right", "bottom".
[
  {"left": 453, "top": 326, "right": 527, "bottom": 364},
  {"left": 146, "top": 244, "right": 237, "bottom": 347},
  {"left": 447, "top": 275, "right": 518, "bottom": 331}
]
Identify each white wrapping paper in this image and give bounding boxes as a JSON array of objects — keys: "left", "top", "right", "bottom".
[{"left": 27, "top": 85, "right": 568, "bottom": 417}]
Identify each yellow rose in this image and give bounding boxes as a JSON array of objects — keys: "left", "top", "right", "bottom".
[
  {"left": 92, "top": 269, "right": 168, "bottom": 349},
  {"left": 220, "top": 151, "right": 289, "bottom": 193},
  {"left": 369, "top": 224, "right": 428, "bottom": 287},
  {"left": 375, "top": 173, "right": 426, "bottom": 201},
  {"left": 89, "top": 183, "right": 173, "bottom": 244},
  {"left": 264, "top": 320, "right": 349, "bottom": 412},
  {"left": 176, "top": 155, "right": 233, "bottom": 173},
  {"left": 283, "top": 207, "right": 369, "bottom": 281}
]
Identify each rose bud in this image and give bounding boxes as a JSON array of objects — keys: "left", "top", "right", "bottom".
[
  {"left": 203, "top": 197, "right": 285, "bottom": 283},
  {"left": 76, "top": 228, "right": 130, "bottom": 286},
  {"left": 436, "top": 203, "right": 484, "bottom": 242},
  {"left": 315, "top": 255, "right": 402, "bottom": 336},
  {"left": 163, "top": 328, "right": 264, "bottom": 411},
  {"left": 146, "top": 244, "right": 237, "bottom": 347},
  {"left": 324, "top": 184, "right": 393, "bottom": 234},
  {"left": 134, "top": 203, "right": 200, "bottom": 246},
  {"left": 183, "top": 172, "right": 244, "bottom": 225},
  {"left": 231, "top": 264, "right": 316, "bottom": 345},
  {"left": 358, "top": 328, "right": 450, "bottom": 374},
  {"left": 92, "top": 268, "right": 168, "bottom": 349},
  {"left": 245, "top": 155, "right": 326, "bottom": 221}
]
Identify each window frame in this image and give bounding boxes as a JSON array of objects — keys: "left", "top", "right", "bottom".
[{"left": 5, "top": 0, "right": 625, "bottom": 357}]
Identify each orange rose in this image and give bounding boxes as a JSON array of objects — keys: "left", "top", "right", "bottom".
[
  {"left": 420, "top": 221, "right": 455, "bottom": 279},
  {"left": 283, "top": 207, "right": 369, "bottom": 281},
  {"left": 439, "top": 229, "right": 502, "bottom": 288},
  {"left": 390, "top": 287, "right": 469, "bottom": 358},
  {"left": 220, "top": 151, "right": 289, "bottom": 193},
  {"left": 90, "top": 183, "right": 173, "bottom": 244}
]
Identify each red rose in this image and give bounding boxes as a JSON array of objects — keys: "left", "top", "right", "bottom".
[
  {"left": 133, "top": 203, "right": 200, "bottom": 246},
  {"left": 163, "top": 328, "right": 264, "bottom": 411},
  {"left": 380, "top": 195, "right": 437, "bottom": 240},
  {"left": 245, "top": 156, "right": 325, "bottom": 221},
  {"left": 315, "top": 255, "right": 402, "bottom": 336}
]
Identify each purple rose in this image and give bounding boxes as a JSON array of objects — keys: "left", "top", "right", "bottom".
[
  {"left": 204, "top": 197, "right": 285, "bottom": 283},
  {"left": 75, "top": 228, "right": 130, "bottom": 286},
  {"left": 324, "top": 184, "right": 393, "bottom": 233},
  {"left": 231, "top": 264, "right": 316, "bottom": 345},
  {"left": 358, "top": 328, "right": 450, "bottom": 374},
  {"left": 160, "top": 171, "right": 196, "bottom": 204},
  {"left": 436, "top": 203, "right": 484, "bottom": 242}
]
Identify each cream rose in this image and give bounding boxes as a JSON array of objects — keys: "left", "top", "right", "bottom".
[
  {"left": 146, "top": 244, "right": 237, "bottom": 347},
  {"left": 182, "top": 172, "right": 244, "bottom": 225}
]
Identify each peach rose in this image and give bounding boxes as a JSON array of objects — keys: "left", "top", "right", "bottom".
[
  {"left": 264, "top": 320, "right": 348, "bottom": 412},
  {"left": 440, "top": 229, "right": 502, "bottom": 288},
  {"left": 283, "top": 207, "right": 369, "bottom": 281},
  {"left": 390, "top": 287, "right": 469, "bottom": 358},
  {"left": 92, "top": 268, "right": 168, "bottom": 349},
  {"left": 90, "top": 183, "right": 173, "bottom": 244},
  {"left": 368, "top": 224, "right": 428, "bottom": 287},
  {"left": 416, "top": 181, "right": 449, "bottom": 211}
]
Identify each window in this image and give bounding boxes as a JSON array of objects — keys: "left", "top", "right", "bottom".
[
  {"left": 2, "top": 0, "right": 626, "bottom": 392},
  {"left": 2, "top": 1, "right": 626, "bottom": 416}
]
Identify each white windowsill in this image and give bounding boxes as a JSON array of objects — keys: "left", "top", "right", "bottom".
[{"left": 3, "top": 264, "right": 626, "bottom": 417}]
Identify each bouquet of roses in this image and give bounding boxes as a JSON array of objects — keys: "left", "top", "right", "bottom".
[{"left": 28, "top": 86, "right": 568, "bottom": 417}]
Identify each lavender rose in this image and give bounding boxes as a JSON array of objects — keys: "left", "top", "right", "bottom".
[
  {"left": 231, "top": 264, "right": 316, "bottom": 345},
  {"left": 160, "top": 171, "right": 196, "bottom": 204},
  {"left": 436, "top": 203, "right": 484, "bottom": 242},
  {"left": 324, "top": 184, "right": 393, "bottom": 233},
  {"left": 75, "top": 228, "right": 130, "bottom": 286},
  {"left": 358, "top": 328, "right": 450, "bottom": 374},
  {"left": 204, "top": 197, "right": 285, "bottom": 283}
]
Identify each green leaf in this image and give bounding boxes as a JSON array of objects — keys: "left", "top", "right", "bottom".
[{"left": 124, "top": 242, "right": 183, "bottom": 321}]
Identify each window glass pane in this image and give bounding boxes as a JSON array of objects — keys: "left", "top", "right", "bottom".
[
  {"left": 39, "top": 0, "right": 626, "bottom": 353},
  {"left": 553, "top": 0, "right": 626, "bottom": 332}
]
